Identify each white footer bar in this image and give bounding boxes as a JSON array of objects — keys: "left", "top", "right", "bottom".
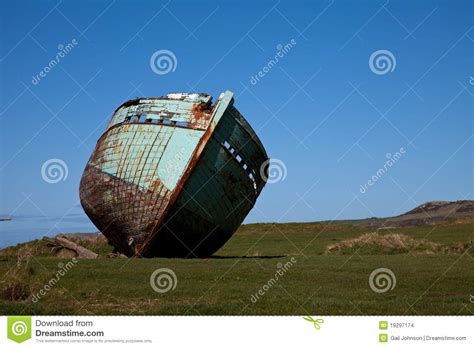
[{"left": 1, "top": 316, "right": 472, "bottom": 347}]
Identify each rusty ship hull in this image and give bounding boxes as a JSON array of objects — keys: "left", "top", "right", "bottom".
[{"left": 79, "top": 91, "right": 268, "bottom": 257}]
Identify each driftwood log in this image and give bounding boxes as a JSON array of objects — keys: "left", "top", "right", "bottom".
[{"left": 43, "top": 236, "right": 98, "bottom": 259}]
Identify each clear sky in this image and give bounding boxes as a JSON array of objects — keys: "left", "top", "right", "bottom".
[{"left": 0, "top": 0, "right": 472, "bottom": 248}]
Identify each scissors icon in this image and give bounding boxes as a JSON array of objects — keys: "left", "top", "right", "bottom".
[{"left": 303, "top": 316, "right": 324, "bottom": 330}]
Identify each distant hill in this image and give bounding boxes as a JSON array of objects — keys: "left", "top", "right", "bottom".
[{"left": 353, "top": 200, "right": 474, "bottom": 228}]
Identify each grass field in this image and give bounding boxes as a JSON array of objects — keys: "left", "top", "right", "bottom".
[{"left": 1, "top": 221, "right": 473, "bottom": 315}]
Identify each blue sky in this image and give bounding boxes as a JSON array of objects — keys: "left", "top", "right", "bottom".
[{"left": 0, "top": 0, "right": 473, "bottom": 248}]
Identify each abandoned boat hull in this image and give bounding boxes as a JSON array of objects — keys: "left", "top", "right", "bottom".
[{"left": 79, "top": 91, "right": 268, "bottom": 257}]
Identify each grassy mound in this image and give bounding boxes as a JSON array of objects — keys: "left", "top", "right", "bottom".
[{"left": 325, "top": 232, "right": 473, "bottom": 255}]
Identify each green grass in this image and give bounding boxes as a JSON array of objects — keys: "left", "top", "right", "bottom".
[{"left": 0, "top": 222, "right": 473, "bottom": 315}]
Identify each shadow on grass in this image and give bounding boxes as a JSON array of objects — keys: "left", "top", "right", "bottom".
[{"left": 208, "top": 255, "right": 286, "bottom": 259}]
